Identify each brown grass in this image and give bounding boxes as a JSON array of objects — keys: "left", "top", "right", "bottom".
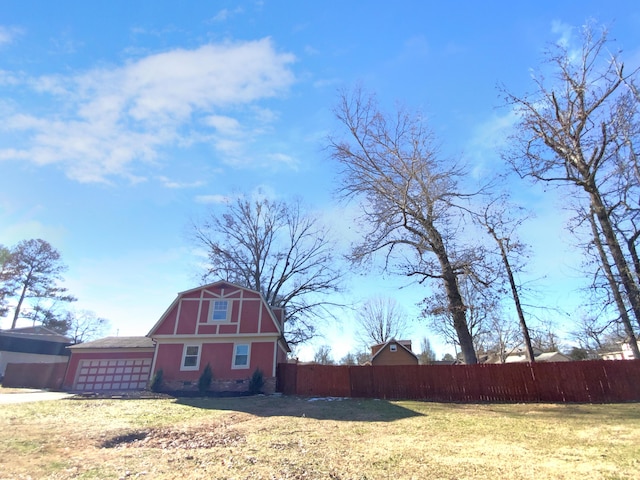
[{"left": 0, "top": 392, "right": 638, "bottom": 479}]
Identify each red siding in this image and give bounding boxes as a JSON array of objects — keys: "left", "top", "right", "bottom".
[
  {"left": 153, "top": 343, "right": 187, "bottom": 381},
  {"left": 197, "top": 324, "right": 218, "bottom": 335},
  {"left": 250, "top": 341, "right": 276, "bottom": 375},
  {"left": 153, "top": 340, "right": 277, "bottom": 383},
  {"left": 182, "top": 290, "right": 201, "bottom": 299},
  {"left": 229, "top": 300, "right": 240, "bottom": 322},
  {"left": 202, "top": 343, "right": 235, "bottom": 376},
  {"left": 260, "top": 304, "right": 278, "bottom": 333},
  {"left": 198, "top": 301, "right": 209, "bottom": 323},
  {"left": 155, "top": 306, "right": 177, "bottom": 335},
  {"left": 176, "top": 300, "right": 198, "bottom": 334},
  {"left": 219, "top": 324, "right": 238, "bottom": 335}
]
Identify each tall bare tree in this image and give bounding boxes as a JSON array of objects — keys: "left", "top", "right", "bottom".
[
  {"left": 2, "top": 239, "right": 75, "bottom": 329},
  {"left": 63, "top": 310, "right": 111, "bottom": 344},
  {"left": 502, "top": 24, "right": 640, "bottom": 338},
  {"left": 417, "top": 336, "right": 437, "bottom": 364},
  {"left": 423, "top": 273, "right": 497, "bottom": 357},
  {"left": 192, "top": 195, "right": 342, "bottom": 346},
  {"left": 313, "top": 345, "right": 334, "bottom": 365},
  {"left": 473, "top": 196, "right": 536, "bottom": 362},
  {"left": 585, "top": 205, "right": 639, "bottom": 358},
  {"left": 355, "top": 296, "right": 411, "bottom": 347},
  {"left": 330, "top": 89, "right": 481, "bottom": 363}
]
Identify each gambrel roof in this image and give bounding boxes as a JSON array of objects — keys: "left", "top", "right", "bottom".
[{"left": 146, "top": 280, "right": 289, "bottom": 352}]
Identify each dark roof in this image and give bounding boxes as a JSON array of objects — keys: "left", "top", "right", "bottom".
[
  {"left": 1, "top": 326, "right": 72, "bottom": 343},
  {"left": 68, "top": 336, "right": 155, "bottom": 349},
  {"left": 0, "top": 331, "right": 72, "bottom": 356}
]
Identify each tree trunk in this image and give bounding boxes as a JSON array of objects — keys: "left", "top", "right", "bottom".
[
  {"left": 497, "top": 238, "right": 536, "bottom": 362},
  {"left": 437, "top": 250, "right": 477, "bottom": 364},
  {"left": 589, "top": 188, "right": 640, "bottom": 330},
  {"left": 589, "top": 207, "right": 640, "bottom": 359},
  {"left": 11, "top": 283, "right": 28, "bottom": 329}
]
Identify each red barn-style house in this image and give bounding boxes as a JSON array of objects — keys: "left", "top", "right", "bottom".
[{"left": 63, "top": 281, "right": 290, "bottom": 393}]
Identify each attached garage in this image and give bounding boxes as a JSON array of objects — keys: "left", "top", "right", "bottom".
[
  {"left": 73, "top": 357, "right": 152, "bottom": 391},
  {"left": 63, "top": 337, "right": 155, "bottom": 392}
]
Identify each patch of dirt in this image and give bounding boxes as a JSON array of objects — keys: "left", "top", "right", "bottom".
[
  {"left": 100, "top": 415, "right": 249, "bottom": 450},
  {"left": 101, "top": 425, "right": 245, "bottom": 450}
]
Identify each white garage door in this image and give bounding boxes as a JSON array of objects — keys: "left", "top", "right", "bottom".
[{"left": 74, "top": 358, "right": 152, "bottom": 391}]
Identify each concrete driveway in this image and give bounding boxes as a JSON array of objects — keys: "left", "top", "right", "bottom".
[{"left": 0, "top": 390, "right": 74, "bottom": 404}]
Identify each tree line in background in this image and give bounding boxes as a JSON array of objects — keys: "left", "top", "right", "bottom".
[
  {"left": 0, "top": 238, "right": 109, "bottom": 343},
  {"left": 192, "top": 23, "right": 639, "bottom": 363}
]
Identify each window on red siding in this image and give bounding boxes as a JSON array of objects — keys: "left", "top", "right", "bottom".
[
  {"left": 182, "top": 345, "right": 200, "bottom": 370},
  {"left": 233, "top": 344, "right": 249, "bottom": 368},
  {"left": 212, "top": 300, "right": 229, "bottom": 321}
]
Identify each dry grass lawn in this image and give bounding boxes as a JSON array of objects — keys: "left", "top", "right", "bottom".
[{"left": 0, "top": 390, "right": 638, "bottom": 479}]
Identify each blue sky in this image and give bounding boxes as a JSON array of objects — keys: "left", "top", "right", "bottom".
[{"left": 1, "top": 1, "right": 639, "bottom": 360}]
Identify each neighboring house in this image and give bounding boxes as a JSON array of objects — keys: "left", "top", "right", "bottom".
[
  {"left": 601, "top": 340, "right": 640, "bottom": 361},
  {"left": 369, "top": 339, "right": 419, "bottom": 366},
  {"left": 482, "top": 347, "right": 571, "bottom": 364},
  {"left": 63, "top": 281, "right": 290, "bottom": 393},
  {"left": 0, "top": 326, "right": 72, "bottom": 377}
]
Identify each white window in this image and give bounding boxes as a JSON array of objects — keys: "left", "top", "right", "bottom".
[
  {"left": 211, "top": 300, "right": 229, "bottom": 322},
  {"left": 390, "top": 344, "right": 397, "bottom": 352},
  {"left": 233, "top": 344, "right": 250, "bottom": 369},
  {"left": 181, "top": 345, "right": 201, "bottom": 370}
]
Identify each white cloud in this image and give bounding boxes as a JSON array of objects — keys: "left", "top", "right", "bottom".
[
  {"left": 0, "top": 38, "right": 296, "bottom": 183},
  {"left": 0, "top": 26, "right": 22, "bottom": 46},
  {"left": 551, "top": 20, "right": 574, "bottom": 49},
  {"left": 209, "top": 7, "right": 244, "bottom": 23},
  {"left": 157, "top": 176, "right": 205, "bottom": 189},
  {"left": 194, "top": 194, "right": 234, "bottom": 204}
]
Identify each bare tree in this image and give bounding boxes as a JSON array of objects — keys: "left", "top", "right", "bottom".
[
  {"left": 192, "top": 195, "right": 343, "bottom": 346},
  {"left": 473, "top": 196, "right": 536, "bottom": 362},
  {"left": 64, "top": 310, "right": 111, "bottom": 344},
  {"left": 529, "top": 319, "right": 562, "bottom": 353},
  {"left": 502, "top": 24, "right": 640, "bottom": 336},
  {"left": 571, "top": 312, "right": 618, "bottom": 355},
  {"left": 480, "top": 315, "right": 523, "bottom": 363},
  {"left": 586, "top": 206, "right": 640, "bottom": 358},
  {"left": 417, "top": 336, "right": 437, "bottom": 364},
  {"left": 423, "top": 273, "right": 496, "bottom": 358},
  {"left": 355, "top": 296, "right": 410, "bottom": 347},
  {"left": 330, "top": 89, "right": 481, "bottom": 363},
  {"left": 2, "top": 239, "right": 75, "bottom": 329},
  {"left": 339, "top": 352, "right": 358, "bottom": 365},
  {"left": 313, "top": 345, "right": 334, "bottom": 365}
]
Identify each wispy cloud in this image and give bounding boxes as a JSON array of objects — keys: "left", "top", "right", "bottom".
[
  {"left": 0, "top": 38, "right": 296, "bottom": 183},
  {"left": 157, "top": 176, "right": 206, "bottom": 189},
  {"left": 0, "top": 25, "right": 23, "bottom": 46},
  {"left": 194, "top": 194, "right": 234, "bottom": 204},
  {"left": 209, "top": 7, "right": 244, "bottom": 23}
]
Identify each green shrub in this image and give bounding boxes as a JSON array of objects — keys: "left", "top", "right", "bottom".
[
  {"left": 198, "top": 363, "right": 213, "bottom": 394},
  {"left": 149, "top": 369, "right": 163, "bottom": 392},
  {"left": 248, "top": 368, "right": 264, "bottom": 394}
]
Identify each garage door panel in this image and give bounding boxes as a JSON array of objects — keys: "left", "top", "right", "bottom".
[{"left": 74, "top": 358, "right": 151, "bottom": 391}]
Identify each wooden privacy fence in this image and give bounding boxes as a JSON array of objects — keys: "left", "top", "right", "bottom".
[
  {"left": 2, "top": 362, "right": 68, "bottom": 390},
  {"left": 277, "top": 360, "right": 640, "bottom": 403}
]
